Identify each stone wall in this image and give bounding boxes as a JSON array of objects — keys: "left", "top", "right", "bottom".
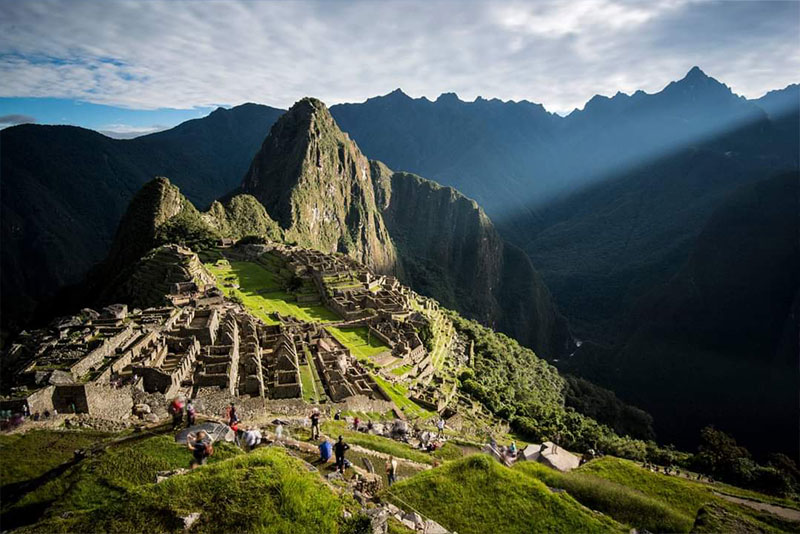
[
  {"left": 53, "top": 384, "right": 90, "bottom": 413},
  {"left": 70, "top": 326, "right": 134, "bottom": 377},
  {"left": 86, "top": 384, "right": 134, "bottom": 419}
]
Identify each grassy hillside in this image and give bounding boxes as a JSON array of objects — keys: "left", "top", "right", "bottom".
[
  {"left": 1, "top": 430, "right": 361, "bottom": 534},
  {"left": 572, "top": 457, "right": 799, "bottom": 532},
  {"left": 383, "top": 454, "right": 623, "bottom": 534}
]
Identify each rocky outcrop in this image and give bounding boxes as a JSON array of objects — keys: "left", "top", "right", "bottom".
[
  {"left": 203, "top": 194, "right": 282, "bottom": 241},
  {"left": 241, "top": 98, "right": 397, "bottom": 274}
]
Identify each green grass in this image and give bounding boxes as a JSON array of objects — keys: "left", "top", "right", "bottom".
[
  {"left": 384, "top": 455, "right": 624, "bottom": 534},
  {"left": 321, "top": 421, "right": 434, "bottom": 465},
  {"left": 431, "top": 442, "right": 465, "bottom": 461},
  {"left": 515, "top": 460, "right": 691, "bottom": 532},
  {"left": 206, "top": 259, "right": 339, "bottom": 324},
  {"left": 576, "top": 457, "right": 799, "bottom": 533},
  {"left": 4, "top": 432, "right": 363, "bottom": 534},
  {"left": 0, "top": 430, "right": 111, "bottom": 487},
  {"left": 371, "top": 374, "right": 433, "bottom": 419},
  {"left": 299, "top": 360, "right": 319, "bottom": 403},
  {"left": 390, "top": 364, "right": 413, "bottom": 376},
  {"left": 327, "top": 326, "right": 389, "bottom": 360},
  {"left": 578, "top": 457, "right": 714, "bottom": 519}
]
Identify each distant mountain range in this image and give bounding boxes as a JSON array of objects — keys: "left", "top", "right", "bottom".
[{"left": 2, "top": 68, "right": 797, "bottom": 455}]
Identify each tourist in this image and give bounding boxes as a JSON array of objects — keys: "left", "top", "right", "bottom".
[
  {"left": 386, "top": 456, "right": 398, "bottom": 487},
  {"left": 187, "top": 430, "right": 213, "bottom": 468},
  {"left": 353, "top": 416, "right": 360, "bottom": 431},
  {"left": 334, "top": 409, "right": 342, "bottom": 421},
  {"left": 319, "top": 437, "right": 332, "bottom": 463},
  {"left": 169, "top": 397, "right": 184, "bottom": 430},
  {"left": 509, "top": 440, "right": 517, "bottom": 456},
  {"left": 186, "top": 400, "right": 196, "bottom": 426},
  {"left": 310, "top": 409, "right": 320, "bottom": 441},
  {"left": 437, "top": 417, "right": 445, "bottom": 438},
  {"left": 275, "top": 422, "right": 284, "bottom": 443},
  {"left": 243, "top": 427, "right": 262, "bottom": 451},
  {"left": 226, "top": 402, "right": 238, "bottom": 426},
  {"left": 22, "top": 404, "right": 29, "bottom": 417},
  {"left": 334, "top": 435, "right": 350, "bottom": 473},
  {"left": 553, "top": 432, "right": 561, "bottom": 453}
]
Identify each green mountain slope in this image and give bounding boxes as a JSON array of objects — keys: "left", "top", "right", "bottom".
[
  {"left": 240, "top": 98, "right": 397, "bottom": 274},
  {"left": 563, "top": 172, "right": 800, "bottom": 456},
  {"left": 371, "top": 163, "right": 572, "bottom": 358},
  {"left": 0, "top": 104, "right": 284, "bottom": 333}
]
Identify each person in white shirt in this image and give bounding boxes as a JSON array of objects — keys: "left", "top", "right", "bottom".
[{"left": 243, "top": 427, "right": 262, "bottom": 451}]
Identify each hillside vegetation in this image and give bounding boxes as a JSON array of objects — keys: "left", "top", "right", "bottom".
[
  {"left": 384, "top": 454, "right": 623, "bottom": 534},
  {"left": 1, "top": 431, "right": 361, "bottom": 534}
]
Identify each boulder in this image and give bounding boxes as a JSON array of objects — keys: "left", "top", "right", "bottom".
[
  {"left": 133, "top": 403, "right": 151, "bottom": 415},
  {"left": 181, "top": 512, "right": 200, "bottom": 530},
  {"left": 425, "top": 519, "right": 449, "bottom": 533},
  {"left": 403, "top": 511, "right": 423, "bottom": 526}
]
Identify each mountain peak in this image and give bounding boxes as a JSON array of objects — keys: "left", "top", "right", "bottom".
[
  {"left": 240, "top": 98, "right": 397, "bottom": 272},
  {"left": 388, "top": 88, "right": 408, "bottom": 97},
  {"left": 684, "top": 65, "right": 708, "bottom": 80},
  {"left": 284, "top": 97, "right": 329, "bottom": 120},
  {"left": 436, "top": 92, "right": 461, "bottom": 104}
]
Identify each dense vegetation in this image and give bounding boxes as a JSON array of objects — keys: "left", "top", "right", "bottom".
[
  {"left": 447, "top": 310, "right": 656, "bottom": 460},
  {"left": 559, "top": 172, "right": 799, "bottom": 458}
]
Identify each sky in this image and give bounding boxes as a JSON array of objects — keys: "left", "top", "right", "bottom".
[{"left": 1, "top": 0, "right": 798, "bottom": 137}]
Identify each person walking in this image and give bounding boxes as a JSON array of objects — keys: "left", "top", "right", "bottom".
[
  {"left": 226, "top": 402, "right": 238, "bottom": 427},
  {"left": 334, "top": 435, "right": 350, "bottom": 474},
  {"left": 169, "top": 397, "right": 184, "bottom": 430},
  {"left": 186, "top": 400, "right": 196, "bottom": 426},
  {"left": 386, "top": 456, "right": 398, "bottom": 487},
  {"left": 310, "top": 409, "right": 320, "bottom": 441},
  {"left": 436, "top": 417, "right": 445, "bottom": 438}
]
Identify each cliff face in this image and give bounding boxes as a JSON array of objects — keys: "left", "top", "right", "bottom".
[
  {"left": 371, "top": 161, "right": 573, "bottom": 358},
  {"left": 241, "top": 98, "right": 397, "bottom": 274}
]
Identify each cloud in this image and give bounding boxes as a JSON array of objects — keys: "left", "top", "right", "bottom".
[
  {"left": 0, "top": 113, "right": 36, "bottom": 126},
  {"left": 0, "top": 0, "right": 797, "bottom": 112},
  {"left": 99, "top": 123, "right": 169, "bottom": 139}
]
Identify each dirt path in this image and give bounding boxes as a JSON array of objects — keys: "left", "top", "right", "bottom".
[{"left": 714, "top": 491, "right": 800, "bottom": 522}]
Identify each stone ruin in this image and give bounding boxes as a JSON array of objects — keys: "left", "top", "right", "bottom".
[{"left": 1, "top": 242, "right": 457, "bottom": 421}]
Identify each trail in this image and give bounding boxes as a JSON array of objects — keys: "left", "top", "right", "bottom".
[{"left": 713, "top": 491, "right": 800, "bottom": 522}]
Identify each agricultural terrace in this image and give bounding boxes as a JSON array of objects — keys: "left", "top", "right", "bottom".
[
  {"left": 205, "top": 258, "right": 339, "bottom": 324},
  {"left": 327, "top": 326, "right": 390, "bottom": 361}
]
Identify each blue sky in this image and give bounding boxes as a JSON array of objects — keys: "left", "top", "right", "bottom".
[
  {"left": 0, "top": 98, "right": 212, "bottom": 137},
  {"left": 1, "top": 0, "right": 798, "bottom": 137}
]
